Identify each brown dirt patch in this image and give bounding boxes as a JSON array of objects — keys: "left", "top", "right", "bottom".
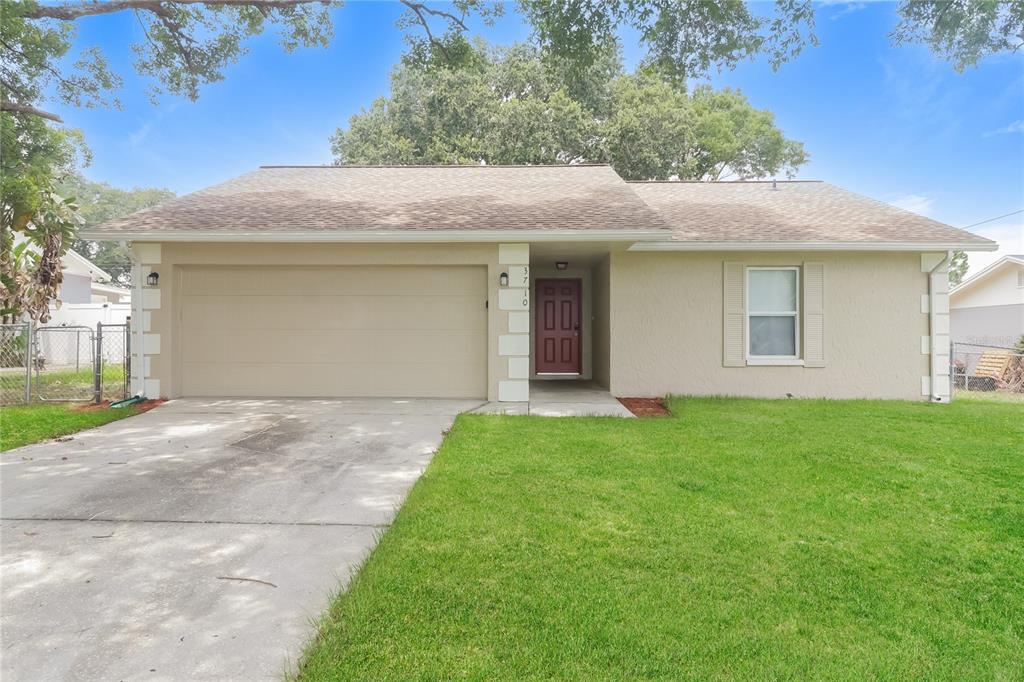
[
  {"left": 71, "top": 398, "right": 165, "bottom": 413},
  {"left": 617, "top": 397, "right": 671, "bottom": 417}
]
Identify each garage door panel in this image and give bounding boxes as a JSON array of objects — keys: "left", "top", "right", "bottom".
[
  {"left": 182, "top": 266, "right": 484, "bottom": 297},
  {"left": 181, "top": 362, "right": 485, "bottom": 398},
  {"left": 182, "top": 329, "right": 487, "bottom": 365},
  {"left": 179, "top": 265, "right": 487, "bottom": 398},
  {"left": 181, "top": 294, "right": 484, "bottom": 331}
]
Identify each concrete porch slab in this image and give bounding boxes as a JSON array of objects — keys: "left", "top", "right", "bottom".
[{"left": 472, "top": 381, "right": 634, "bottom": 418}]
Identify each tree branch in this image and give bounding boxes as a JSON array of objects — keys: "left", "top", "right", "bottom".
[
  {"left": 0, "top": 99, "right": 63, "bottom": 122},
  {"left": 398, "top": 0, "right": 469, "bottom": 32},
  {"left": 24, "top": 0, "right": 330, "bottom": 21},
  {"left": 0, "top": 36, "right": 87, "bottom": 98}
]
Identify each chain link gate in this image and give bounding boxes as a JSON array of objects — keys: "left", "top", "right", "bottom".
[
  {"left": 32, "top": 325, "right": 96, "bottom": 401},
  {"left": 0, "top": 323, "right": 31, "bottom": 406},
  {"left": 0, "top": 321, "right": 131, "bottom": 405}
]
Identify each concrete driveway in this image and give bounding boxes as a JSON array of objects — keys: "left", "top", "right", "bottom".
[{"left": 1, "top": 397, "right": 480, "bottom": 681}]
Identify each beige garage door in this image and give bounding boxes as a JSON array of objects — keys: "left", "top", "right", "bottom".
[{"left": 179, "top": 265, "right": 487, "bottom": 398}]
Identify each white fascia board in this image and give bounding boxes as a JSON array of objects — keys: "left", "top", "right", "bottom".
[
  {"left": 77, "top": 229, "right": 671, "bottom": 243},
  {"left": 628, "top": 241, "right": 1000, "bottom": 253}
]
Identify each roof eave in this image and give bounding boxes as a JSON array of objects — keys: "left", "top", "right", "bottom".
[{"left": 628, "top": 240, "right": 999, "bottom": 252}]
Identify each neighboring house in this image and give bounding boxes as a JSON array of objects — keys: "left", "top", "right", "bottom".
[
  {"left": 60, "top": 249, "right": 131, "bottom": 304},
  {"left": 80, "top": 165, "right": 996, "bottom": 403},
  {"left": 950, "top": 255, "right": 1024, "bottom": 348}
]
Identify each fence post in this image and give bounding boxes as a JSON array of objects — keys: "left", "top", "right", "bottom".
[
  {"left": 124, "top": 320, "right": 131, "bottom": 400},
  {"left": 24, "top": 320, "right": 33, "bottom": 405},
  {"left": 948, "top": 340, "right": 954, "bottom": 403},
  {"left": 94, "top": 322, "right": 103, "bottom": 404}
]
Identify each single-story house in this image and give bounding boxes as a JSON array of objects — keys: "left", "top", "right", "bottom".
[
  {"left": 950, "top": 254, "right": 1024, "bottom": 348},
  {"left": 80, "top": 165, "right": 996, "bottom": 404}
]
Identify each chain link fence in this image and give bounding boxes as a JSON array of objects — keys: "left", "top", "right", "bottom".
[
  {"left": 951, "top": 342, "right": 1024, "bottom": 401},
  {"left": 0, "top": 321, "right": 131, "bottom": 405},
  {"left": 1, "top": 323, "right": 31, "bottom": 405}
]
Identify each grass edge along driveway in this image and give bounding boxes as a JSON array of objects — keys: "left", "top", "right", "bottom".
[
  {"left": 1, "top": 403, "right": 140, "bottom": 451},
  {"left": 296, "top": 396, "right": 1023, "bottom": 680}
]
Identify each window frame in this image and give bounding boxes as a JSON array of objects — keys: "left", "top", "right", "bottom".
[{"left": 745, "top": 266, "right": 802, "bottom": 365}]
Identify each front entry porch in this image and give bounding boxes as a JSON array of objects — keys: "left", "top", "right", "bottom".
[{"left": 474, "top": 380, "right": 634, "bottom": 417}]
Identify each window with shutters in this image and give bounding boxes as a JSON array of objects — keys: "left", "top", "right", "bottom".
[{"left": 746, "top": 266, "right": 801, "bottom": 364}]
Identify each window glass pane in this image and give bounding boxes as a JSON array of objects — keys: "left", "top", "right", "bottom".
[
  {"left": 749, "top": 316, "right": 796, "bottom": 356},
  {"left": 748, "top": 269, "right": 797, "bottom": 312}
]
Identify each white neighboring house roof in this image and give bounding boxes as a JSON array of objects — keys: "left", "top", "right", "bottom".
[
  {"left": 950, "top": 254, "right": 1024, "bottom": 301},
  {"left": 62, "top": 248, "right": 113, "bottom": 283}
]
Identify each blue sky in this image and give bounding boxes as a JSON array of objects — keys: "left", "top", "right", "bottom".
[{"left": 54, "top": 1, "right": 1023, "bottom": 274}]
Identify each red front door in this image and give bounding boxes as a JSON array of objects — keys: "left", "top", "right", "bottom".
[{"left": 535, "top": 279, "right": 582, "bottom": 374}]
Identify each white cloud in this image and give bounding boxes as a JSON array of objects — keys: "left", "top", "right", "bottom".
[
  {"left": 889, "top": 193, "right": 934, "bottom": 216},
  {"left": 128, "top": 121, "right": 153, "bottom": 147},
  {"left": 964, "top": 222, "right": 1024, "bottom": 276},
  {"left": 826, "top": 2, "right": 867, "bottom": 20},
  {"left": 983, "top": 120, "right": 1024, "bottom": 137}
]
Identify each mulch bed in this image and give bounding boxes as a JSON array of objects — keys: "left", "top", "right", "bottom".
[
  {"left": 617, "top": 397, "right": 671, "bottom": 417},
  {"left": 72, "top": 398, "right": 166, "bottom": 413}
]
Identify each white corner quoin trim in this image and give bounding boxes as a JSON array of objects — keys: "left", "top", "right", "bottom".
[{"left": 498, "top": 243, "right": 531, "bottom": 403}]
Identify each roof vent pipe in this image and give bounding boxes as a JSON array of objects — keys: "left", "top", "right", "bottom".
[{"left": 772, "top": 179, "right": 778, "bottom": 190}]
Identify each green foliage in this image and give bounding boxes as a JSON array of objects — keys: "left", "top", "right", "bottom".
[
  {"left": 894, "top": 0, "right": 1024, "bottom": 72},
  {"left": 58, "top": 175, "right": 175, "bottom": 284},
  {"left": 1, "top": 112, "right": 87, "bottom": 230},
  {"left": 521, "top": 0, "right": 817, "bottom": 84},
  {"left": 0, "top": 0, "right": 122, "bottom": 111},
  {"left": 333, "top": 42, "right": 807, "bottom": 181},
  {"left": 3, "top": 0, "right": 1021, "bottom": 125},
  {"left": 2, "top": 0, "right": 339, "bottom": 114},
  {"left": 949, "top": 250, "right": 969, "bottom": 285},
  {"left": 1, "top": 111, "right": 87, "bottom": 322}
]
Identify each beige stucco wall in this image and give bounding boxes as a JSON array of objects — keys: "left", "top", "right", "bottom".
[
  {"left": 134, "top": 242, "right": 510, "bottom": 400},
  {"left": 608, "top": 251, "right": 932, "bottom": 400}
]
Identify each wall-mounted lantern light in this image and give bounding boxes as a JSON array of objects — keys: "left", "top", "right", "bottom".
[
  {"left": 499, "top": 272, "right": 509, "bottom": 287},
  {"left": 147, "top": 271, "right": 160, "bottom": 286},
  {"left": 555, "top": 261, "right": 569, "bottom": 271}
]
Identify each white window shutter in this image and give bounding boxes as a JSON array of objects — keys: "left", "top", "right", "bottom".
[
  {"left": 803, "top": 262, "right": 825, "bottom": 367},
  {"left": 723, "top": 262, "right": 745, "bottom": 367}
]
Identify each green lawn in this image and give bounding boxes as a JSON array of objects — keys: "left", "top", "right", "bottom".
[
  {"left": 298, "top": 397, "right": 1023, "bottom": 680},
  {"left": 34, "top": 363, "right": 128, "bottom": 401},
  {"left": 0, "top": 402, "right": 140, "bottom": 451}
]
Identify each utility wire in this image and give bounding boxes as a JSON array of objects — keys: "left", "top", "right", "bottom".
[{"left": 959, "top": 208, "right": 1023, "bottom": 230}]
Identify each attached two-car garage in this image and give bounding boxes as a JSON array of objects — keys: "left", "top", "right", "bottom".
[{"left": 178, "top": 265, "right": 488, "bottom": 398}]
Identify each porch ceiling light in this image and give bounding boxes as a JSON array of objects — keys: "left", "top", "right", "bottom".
[
  {"left": 555, "top": 261, "right": 568, "bottom": 271},
  {"left": 499, "top": 272, "right": 509, "bottom": 287},
  {"left": 147, "top": 271, "right": 160, "bottom": 286}
]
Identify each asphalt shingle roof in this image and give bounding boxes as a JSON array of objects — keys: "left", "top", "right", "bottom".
[
  {"left": 83, "top": 165, "right": 994, "bottom": 248},
  {"left": 629, "top": 180, "right": 994, "bottom": 246},
  {"left": 88, "top": 165, "right": 670, "bottom": 234}
]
